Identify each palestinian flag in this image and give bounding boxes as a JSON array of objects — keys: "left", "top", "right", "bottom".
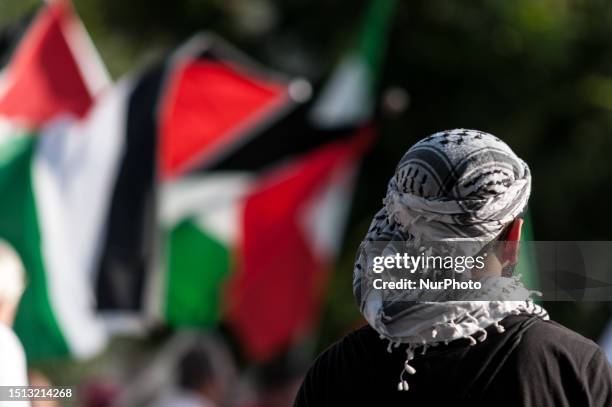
[
  {"left": 310, "top": 0, "right": 396, "bottom": 127},
  {"left": 223, "top": 130, "right": 373, "bottom": 361},
  {"left": 93, "top": 34, "right": 303, "bottom": 322},
  {"left": 156, "top": 109, "right": 373, "bottom": 348},
  {"left": 155, "top": 0, "right": 395, "bottom": 362},
  {"left": 0, "top": 0, "right": 110, "bottom": 359},
  {"left": 152, "top": 0, "right": 395, "bottom": 358},
  {"left": 96, "top": 0, "right": 394, "bottom": 363},
  {"left": 150, "top": 39, "right": 375, "bottom": 361},
  {"left": 81, "top": 30, "right": 373, "bottom": 363}
]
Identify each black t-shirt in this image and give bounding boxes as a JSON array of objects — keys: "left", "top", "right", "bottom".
[{"left": 294, "top": 315, "right": 612, "bottom": 407}]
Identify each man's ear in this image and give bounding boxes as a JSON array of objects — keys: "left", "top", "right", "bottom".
[{"left": 502, "top": 218, "right": 523, "bottom": 265}]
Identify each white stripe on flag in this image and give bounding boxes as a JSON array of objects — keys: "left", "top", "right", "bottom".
[{"left": 32, "top": 82, "right": 129, "bottom": 357}]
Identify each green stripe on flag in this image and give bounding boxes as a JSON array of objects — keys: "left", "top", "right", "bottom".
[
  {"left": 165, "top": 219, "right": 231, "bottom": 327},
  {"left": 310, "top": 0, "right": 397, "bottom": 127},
  {"left": 358, "top": 0, "right": 397, "bottom": 83},
  {"left": 0, "top": 134, "right": 69, "bottom": 359}
]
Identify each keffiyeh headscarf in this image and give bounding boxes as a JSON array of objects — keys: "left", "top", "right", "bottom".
[{"left": 353, "top": 129, "right": 547, "bottom": 392}]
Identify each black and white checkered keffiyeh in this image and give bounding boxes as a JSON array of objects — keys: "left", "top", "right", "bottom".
[{"left": 353, "top": 129, "right": 547, "bottom": 392}]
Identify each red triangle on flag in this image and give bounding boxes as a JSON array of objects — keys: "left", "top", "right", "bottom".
[
  {"left": 158, "top": 60, "right": 289, "bottom": 180},
  {"left": 0, "top": 1, "right": 103, "bottom": 125},
  {"left": 224, "top": 128, "right": 373, "bottom": 362}
]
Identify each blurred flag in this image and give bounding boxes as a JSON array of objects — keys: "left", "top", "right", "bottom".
[
  {"left": 86, "top": 30, "right": 376, "bottom": 363},
  {"left": 90, "top": 34, "right": 370, "bottom": 365},
  {"left": 0, "top": 0, "right": 108, "bottom": 124},
  {"left": 220, "top": 130, "right": 372, "bottom": 361},
  {"left": 0, "top": 0, "right": 110, "bottom": 359},
  {"left": 155, "top": 0, "right": 396, "bottom": 362},
  {"left": 310, "top": 0, "right": 396, "bottom": 127},
  {"left": 93, "top": 34, "right": 301, "bottom": 317},
  {"left": 221, "top": 0, "right": 397, "bottom": 361},
  {"left": 0, "top": 0, "right": 394, "bottom": 366},
  {"left": 158, "top": 122, "right": 372, "bottom": 355},
  {"left": 154, "top": 35, "right": 297, "bottom": 331}
]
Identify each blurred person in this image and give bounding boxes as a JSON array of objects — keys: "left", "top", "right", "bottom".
[
  {"left": 295, "top": 129, "right": 612, "bottom": 406},
  {"left": 149, "top": 344, "right": 219, "bottom": 407},
  {"left": 0, "top": 240, "right": 29, "bottom": 406}
]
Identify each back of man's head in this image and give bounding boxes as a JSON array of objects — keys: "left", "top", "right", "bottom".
[
  {"left": 384, "top": 128, "right": 531, "bottom": 242},
  {"left": 353, "top": 129, "right": 533, "bottom": 317},
  {"left": 0, "top": 240, "right": 25, "bottom": 326}
]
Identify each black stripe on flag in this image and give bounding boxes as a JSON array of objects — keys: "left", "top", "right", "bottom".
[{"left": 95, "top": 61, "right": 166, "bottom": 311}]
